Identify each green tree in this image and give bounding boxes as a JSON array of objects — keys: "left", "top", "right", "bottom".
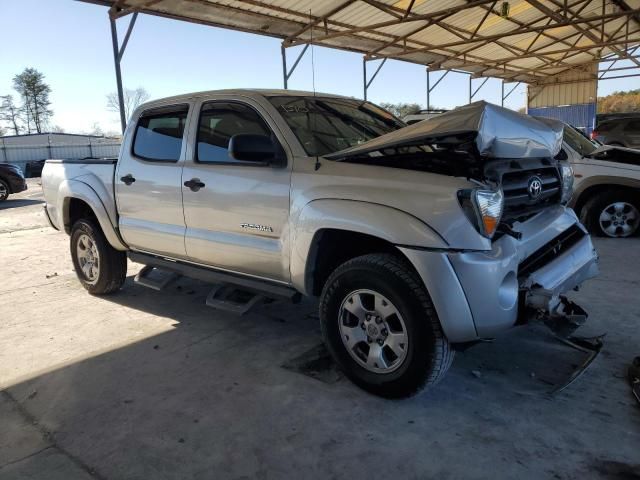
[
  {"left": 379, "top": 102, "right": 422, "bottom": 119},
  {"left": 0, "top": 95, "right": 22, "bottom": 135},
  {"left": 12, "top": 68, "right": 53, "bottom": 133},
  {"left": 597, "top": 89, "right": 640, "bottom": 114}
]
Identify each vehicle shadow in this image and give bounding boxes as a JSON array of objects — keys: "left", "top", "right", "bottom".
[
  {"left": 2, "top": 271, "right": 635, "bottom": 478},
  {"left": 0, "top": 199, "right": 44, "bottom": 210}
]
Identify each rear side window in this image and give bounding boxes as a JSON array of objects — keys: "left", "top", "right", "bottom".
[
  {"left": 625, "top": 120, "right": 640, "bottom": 132},
  {"left": 197, "top": 102, "right": 271, "bottom": 163},
  {"left": 133, "top": 105, "right": 189, "bottom": 161},
  {"left": 596, "top": 121, "right": 614, "bottom": 131}
]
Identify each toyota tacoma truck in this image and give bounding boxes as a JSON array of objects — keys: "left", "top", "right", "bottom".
[{"left": 42, "top": 91, "right": 598, "bottom": 397}]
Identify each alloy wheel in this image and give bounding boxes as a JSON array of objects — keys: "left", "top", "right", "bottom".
[
  {"left": 338, "top": 289, "right": 408, "bottom": 373},
  {"left": 599, "top": 202, "right": 640, "bottom": 238},
  {"left": 76, "top": 233, "right": 100, "bottom": 282}
]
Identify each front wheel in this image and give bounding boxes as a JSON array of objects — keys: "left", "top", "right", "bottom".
[
  {"left": 581, "top": 190, "right": 640, "bottom": 238},
  {"left": 319, "top": 254, "right": 454, "bottom": 398},
  {"left": 0, "top": 179, "right": 9, "bottom": 201},
  {"left": 70, "top": 219, "right": 127, "bottom": 294}
]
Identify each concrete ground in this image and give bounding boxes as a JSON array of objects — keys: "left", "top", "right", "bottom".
[{"left": 1, "top": 179, "right": 639, "bottom": 479}]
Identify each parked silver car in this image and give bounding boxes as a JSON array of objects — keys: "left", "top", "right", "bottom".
[{"left": 42, "top": 92, "right": 598, "bottom": 397}]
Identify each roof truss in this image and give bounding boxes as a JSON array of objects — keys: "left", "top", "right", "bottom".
[{"left": 81, "top": 0, "right": 640, "bottom": 83}]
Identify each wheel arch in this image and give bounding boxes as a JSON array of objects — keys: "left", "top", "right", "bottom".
[
  {"left": 58, "top": 180, "right": 127, "bottom": 251},
  {"left": 573, "top": 179, "right": 640, "bottom": 216},
  {"left": 291, "top": 199, "right": 448, "bottom": 296}
]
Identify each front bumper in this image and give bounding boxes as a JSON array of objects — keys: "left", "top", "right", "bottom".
[
  {"left": 400, "top": 205, "right": 599, "bottom": 343},
  {"left": 9, "top": 176, "right": 27, "bottom": 194}
]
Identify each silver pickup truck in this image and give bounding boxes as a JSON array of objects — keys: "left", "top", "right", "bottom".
[{"left": 42, "top": 90, "right": 599, "bottom": 397}]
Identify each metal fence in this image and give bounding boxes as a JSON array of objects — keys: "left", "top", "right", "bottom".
[{"left": 0, "top": 139, "right": 121, "bottom": 176}]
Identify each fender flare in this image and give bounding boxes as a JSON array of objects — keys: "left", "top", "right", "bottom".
[
  {"left": 290, "top": 198, "right": 447, "bottom": 294},
  {"left": 56, "top": 179, "right": 128, "bottom": 251}
]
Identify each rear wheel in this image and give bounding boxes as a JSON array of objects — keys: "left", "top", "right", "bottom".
[
  {"left": 0, "top": 179, "right": 9, "bottom": 201},
  {"left": 319, "top": 253, "right": 454, "bottom": 398},
  {"left": 70, "top": 219, "right": 127, "bottom": 294},
  {"left": 581, "top": 190, "right": 640, "bottom": 238}
]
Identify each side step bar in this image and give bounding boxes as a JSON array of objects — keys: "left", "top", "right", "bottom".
[
  {"left": 128, "top": 251, "right": 300, "bottom": 302},
  {"left": 134, "top": 265, "right": 180, "bottom": 291}
]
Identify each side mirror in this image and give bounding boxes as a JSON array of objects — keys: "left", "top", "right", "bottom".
[{"left": 228, "top": 134, "right": 285, "bottom": 167}]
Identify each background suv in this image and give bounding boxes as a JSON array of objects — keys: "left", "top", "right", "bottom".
[{"left": 592, "top": 117, "right": 640, "bottom": 148}]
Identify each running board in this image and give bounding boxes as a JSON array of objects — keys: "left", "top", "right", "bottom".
[
  {"left": 134, "top": 265, "right": 180, "bottom": 291},
  {"left": 128, "top": 251, "right": 300, "bottom": 301},
  {"left": 205, "top": 284, "right": 266, "bottom": 315}
]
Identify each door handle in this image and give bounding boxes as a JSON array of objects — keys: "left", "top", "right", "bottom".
[
  {"left": 120, "top": 174, "right": 136, "bottom": 185},
  {"left": 184, "top": 178, "right": 205, "bottom": 192}
]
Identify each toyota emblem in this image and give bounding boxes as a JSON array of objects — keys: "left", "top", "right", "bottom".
[{"left": 528, "top": 176, "right": 543, "bottom": 199}]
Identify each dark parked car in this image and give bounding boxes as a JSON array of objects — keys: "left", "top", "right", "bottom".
[
  {"left": 592, "top": 117, "right": 640, "bottom": 148},
  {"left": 25, "top": 159, "right": 46, "bottom": 178},
  {"left": 0, "top": 163, "right": 28, "bottom": 201}
]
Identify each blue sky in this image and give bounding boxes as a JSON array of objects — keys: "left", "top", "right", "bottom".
[{"left": 1, "top": 0, "right": 637, "bottom": 134}]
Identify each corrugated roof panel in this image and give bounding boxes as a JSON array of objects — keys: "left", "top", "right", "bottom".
[{"left": 83, "top": 0, "right": 640, "bottom": 83}]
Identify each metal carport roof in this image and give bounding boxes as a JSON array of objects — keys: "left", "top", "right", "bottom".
[
  {"left": 78, "top": 0, "right": 640, "bottom": 131},
  {"left": 83, "top": 0, "right": 640, "bottom": 83}
]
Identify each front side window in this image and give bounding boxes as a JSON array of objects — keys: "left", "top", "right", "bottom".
[
  {"left": 197, "top": 102, "right": 271, "bottom": 163},
  {"left": 133, "top": 105, "right": 188, "bottom": 161},
  {"left": 268, "top": 96, "right": 404, "bottom": 157}
]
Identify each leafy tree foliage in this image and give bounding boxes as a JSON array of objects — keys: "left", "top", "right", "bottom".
[
  {"left": 0, "top": 95, "right": 23, "bottom": 135},
  {"left": 597, "top": 89, "right": 640, "bottom": 113},
  {"left": 379, "top": 102, "right": 422, "bottom": 119},
  {"left": 12, "top": 68, "right": 53, "bottom": 133}
]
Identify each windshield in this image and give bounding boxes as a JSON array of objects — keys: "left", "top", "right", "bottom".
[
  {"left": 268, "top": 96, "right": 404, "bottom": 157},
  {"left": 563, "top": 124, "right": 597, "bottom": 156}
]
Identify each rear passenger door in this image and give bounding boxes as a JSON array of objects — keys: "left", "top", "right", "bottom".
[
  {"left": 181, "top": 100, "right": 292, "bottom": 282},
  {"left": 115, "top": 104, "right": 190, "bottom": 259}
]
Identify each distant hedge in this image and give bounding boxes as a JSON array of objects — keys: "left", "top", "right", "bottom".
[{"left": 598, "top": 89, "right": 640, "bottom": 113}]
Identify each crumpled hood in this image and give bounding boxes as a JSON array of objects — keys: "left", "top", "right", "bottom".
[
  {"left": 325, "top": 100, "right": 564, "bottom": 161},
  {"left": 585, "top": 144, "right": 640, "bottom": 166}
]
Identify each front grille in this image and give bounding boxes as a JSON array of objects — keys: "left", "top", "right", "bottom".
[
  {"left": 518, "top": 224, "right": 585, "bottom": 279},
  {"left": 501, "top": 167, "right": 561, "bottom": 221}
]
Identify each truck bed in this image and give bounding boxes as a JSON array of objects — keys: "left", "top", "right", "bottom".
[{"left": 42, "top": 158, "right": 119, "bottom": 233}]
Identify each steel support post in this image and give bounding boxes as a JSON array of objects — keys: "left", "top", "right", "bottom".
[
  {"left": 110, "top": 16, "right": 127, "bottom": 134},
  {"left": 426, "top": 68, "right": 430, "bottom": 110},
  {"left": 109, "top": 10, "right": 138, "bottom": 134},
  {"left": 281, "top": 44, "right": 310, "bottom": 90},
  {"left": 281, "top": 45, "right": 288, "bottom": 89},
  {"left": 363, "top": 58, "right": 368, "bottom": 100},
  {"left": 363, "top": 58, "right": 387, "bottom": 101}
]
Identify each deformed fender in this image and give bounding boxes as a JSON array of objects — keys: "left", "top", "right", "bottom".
[
  {"left": 290, "top": 198, "right": 448, "bottom": 294},
  {"left": 56, "top": 179, "right": 128, "bottom": 251}
]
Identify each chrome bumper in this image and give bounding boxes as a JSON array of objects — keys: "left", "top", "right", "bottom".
[{"left": 401, "top": 206, "right": 599, "bottom": 343}]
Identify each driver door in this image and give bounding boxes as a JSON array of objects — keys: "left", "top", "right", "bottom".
[{"left": 181, "top": 100, "right": 292, "bottom": 282}]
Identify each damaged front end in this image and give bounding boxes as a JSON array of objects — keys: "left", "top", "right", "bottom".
[
  {"left": 518, "top": 223, "right": 599, "bottom": 336},
  {"left": 448, "top": 206, "right": 599, "bottom": 339},
  {"left": 327, "top": 100, "right": 600, "bottom": 340}
]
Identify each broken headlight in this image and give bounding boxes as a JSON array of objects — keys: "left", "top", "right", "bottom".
[
  {"left": 458, "top": 188, "right": 504, "bottom": 239},
  {"left": 559, "top": 162, "right": 574, "bottom": 205}
]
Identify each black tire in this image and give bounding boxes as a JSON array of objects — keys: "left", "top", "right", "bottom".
[
  {"left": 70, "top": 219, "right": 127, "bottom": 294},
  {"left": 319, "top": 253, "right": 454, "bottom": 398},
  {"left": 0, "top": 179, "right": 9, "bottom": 201},
  {"left": 580, "top": 189, "right": 640, "bottom": 238}
]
